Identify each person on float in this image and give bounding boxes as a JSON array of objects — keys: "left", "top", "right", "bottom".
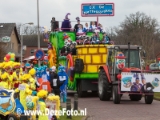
[
  {"left": 83, "top": 23, "right": 89, "bottom": 33},
  {"left": 101, "top": 32, "right": 111, "bottom": 44},
  {"left": 89, "top": 21, "right": 97, "bottom": 32},
  {"left": 74, "top": 17, "right": 83, "bottom": 33},
  {"left": 15, "top": 74, "right": 33, "bottom": 110},
  {"left": 37, "top": 90, "right": 49, "bottom": 120},
  {"left": 58, "top": 65, "right": 68, "bottom": 103},
  {"left": 61, "top": 13, "right": 71, "bottom": 32}
]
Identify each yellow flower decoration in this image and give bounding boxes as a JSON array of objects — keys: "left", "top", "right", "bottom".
[
  {"left": 29, "top": 68, "right": 36, "bottom": 76},
  {"left": 37, "top": 90, "right": 48, "bottom": 98}
]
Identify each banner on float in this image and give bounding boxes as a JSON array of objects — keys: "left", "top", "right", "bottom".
[{"left": 121, "top": 72, "right": 160, "bottom": 92}]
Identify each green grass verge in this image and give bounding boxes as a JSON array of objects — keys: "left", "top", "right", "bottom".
[
  {"left": 58, "top": 114, "right": 84, "bottom": 120},
  {"left": 154, "top": 92, "right": 160, "bottom": 100}
]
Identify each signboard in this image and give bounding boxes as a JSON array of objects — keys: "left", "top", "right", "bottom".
[
  {"left": 1, "top": 36, "right": 11, "bottom": 42},
  {"left": 121, "top": 72, "right": 160, "bottom": 92},
  {"left": 81, "top": 3, "right": 114, "bottom": 17}
]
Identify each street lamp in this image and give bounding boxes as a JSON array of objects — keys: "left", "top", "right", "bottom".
[
  {"left": 37, "top": 0, "right": 40, "bottom": 66},
  {"left": 20, "top": 22, "right": 34, "bottom": 67}
]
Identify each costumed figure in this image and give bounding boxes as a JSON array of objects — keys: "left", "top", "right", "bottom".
[
  {"left": 0, "top": 72, "right": 9, "bottom": 89},
  {"left": 130, "top": 73, "right": 142, "bottom": 92},
  {"left": 41, "top": 65, "right": 48, "bottom": 82},
  {"left": 43, "top": 26, "right": 50, "bottom": 42},
  {"left": 24, "top": 62, "right": 32, "bottom": 73},
  {"left": 15, "top": 74, "right": 33, "bottom": 110},
  {"left": 12, "top": 62, "right": 21, "bottom": 89},
  {"left": 37, "top": 90, "right": 48, "bottom": 120},
  {"left": 51, "top": 17, "right": 58, "bottom": 31},
  {"left": 48, "top": 42, "right": 57, "bottom": 68},
  {"left": 90, "top": 32, "right": 100, "bottom": 44},
  {"left": 49, "top": 66, "right": 60, "bottom": 96},
  {"left": 89, "top": 21, "right": 97, "bottom": 32},
  {"left": 4, "top": 61, "right": 13, "bottom": 89},
  {"left": 46, "top": 93, "right": 60, "bottom": 119},
  {"left": 29, "top": 68, "right": 37, "bottom": 91},
  {"left": 61, "top": 13, "right": 71, "bottom": 32},
  {"left": 26, "top": 95, "right": 39, "bottom": 120},
  {"left": 58, "top": 66, "right": 68, "bottom": 103},
  {"left": 115, "top": 52, "right": 126, "bottom": 70}
]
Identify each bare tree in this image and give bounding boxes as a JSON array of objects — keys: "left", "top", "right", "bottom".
[
  {"left": 114, "top": 12, "right": 160, "bottom": 61},
  {"left": 16, "top": 23, "right": 44, "bottom": 35}
]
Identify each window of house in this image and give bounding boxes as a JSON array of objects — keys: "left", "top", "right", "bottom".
[
  {"left": 30, "top": 49, "right": 35, "bottom": 55},
  {"left": 10, "top": 43, "right": 14, "bottom": 49}
]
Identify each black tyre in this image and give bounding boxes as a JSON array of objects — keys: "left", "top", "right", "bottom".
[
  {"left": 145, "top": 94, "right": 153, "bottom": 104},
  {"left": 112, "top": 85, "right": 121, "bottom": 104},
  {"left": 77, "top": 80, "right": 87, "bottom": 97},
  {"left": 130, "top": 94, "right": 142, "bottom": 101},
  {"left": 98, "top": 69, "right": 111, "bottom": 101},
  {"left": 7, "top": 114, "right": 18, "bottom": 120}
]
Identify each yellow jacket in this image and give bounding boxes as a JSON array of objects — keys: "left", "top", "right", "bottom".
[
  {"left": 15, "top": 83, "right": 32, "bottom": 110},
  {"left": 0, "top": 81, "right": 9, "bottom": 89},
  {"left": 29, "top": 77, "right": 36, "bottom": 90},
  {"left": 38, "top": 100, "right": 49, "bottom": 120}
]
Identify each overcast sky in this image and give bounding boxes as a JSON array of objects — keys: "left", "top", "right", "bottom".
[{"left": 0, "top": 0, "right": 160, "bottom": 31}]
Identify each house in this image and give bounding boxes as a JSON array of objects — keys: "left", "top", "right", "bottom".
[
  {"left": 23, "top": 34, "right": 48, "bottom": 59},
  {"left": 0, "top": 23, "right": 21, "bottom": 62}
]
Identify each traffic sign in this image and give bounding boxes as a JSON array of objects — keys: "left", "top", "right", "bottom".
[
  {"left": 81, "top": 3, "right": 114, "bottom": 17},
  {"left": 35, "top": 49, "right": 45, "bottom": 60}
]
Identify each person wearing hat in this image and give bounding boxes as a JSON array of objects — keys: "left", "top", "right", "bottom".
[
  {"left": 37, "top": 90, "right": 48, "bottom": 120},
  {"left": 15, "top": 74, "right": 33, "bottom": 110},
  {"left": 61, "top": 13, "right": 71, "bottom": 32},
  {"left": 130, "top": 73, "right": 143, "bottom": 91},
  {"left": 29, "top": 68, "right": 37, "bottom": 91},
  {"left": 0, "top": 72, "right": 9, "bottom": 89},
  {"left": 24, "top": 62, "right": 32, "bottom": 74},
  {"left": 12, "top": 62, "right": 21, "bottom": 89},
  {"left": 74, "top": 17, "right": 83, "bottom": 33},
  {"left": 58, "top": 66, "right": 68, "bottom": 103},
  {"left": 51, "top": 17, "right": 58, "bottom": 31},
  {"left": 49, "top": 66, "right": 61, "bottom": 96}
]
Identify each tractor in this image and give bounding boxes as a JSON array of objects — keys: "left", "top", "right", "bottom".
[{"left": 98, "top": 43, "right": 158, "bottom": 104}]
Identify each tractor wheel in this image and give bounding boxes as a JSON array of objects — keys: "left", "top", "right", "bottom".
[
  {"left": 7, "top": 114, "right": 18, "bottom": 120},
  {"left": 112, "top": 85, "right": 121, "bottom": 104},
  {"left": 98, "top": 69, "right": 111, "bottom": 101},
  {"left": 77, "top": 80, "right": 87, "bottom": 97},
  {"left": 145, "top": 94, "right": 153, "bottom": 104},
  {"left": 130, "top": 94, "right": 142, "bottom": 101}
]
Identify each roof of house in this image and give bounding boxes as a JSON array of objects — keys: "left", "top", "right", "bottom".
[
  {"left": 0, "top": 23, "right": 20, "bottom": 44},
  {"left": 23, "top": 34, "right": 48, "bottom": 47}
]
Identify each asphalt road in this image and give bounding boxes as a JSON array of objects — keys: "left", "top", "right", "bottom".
[{"left": 68, "top": 91, "right": 160, "bottom": 120}]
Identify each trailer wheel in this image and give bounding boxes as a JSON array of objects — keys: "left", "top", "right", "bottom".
[
  {"left": 112, "top": 85, "right": 120, "bottom": 104},
  {"left": 77, "top": 80, "right": 87, "bottom": 97},
  {"left": 98, "top": 69, "right": 111, "bottom": 101},
  {"left": 145, "top": 94, "right": 153, "bottom": 104},
  {"left": 130, "top": 94, "right": 142, "bottom": 101},
  {"left": 7, "top": 114, "right": 18, "bottom": 120}
]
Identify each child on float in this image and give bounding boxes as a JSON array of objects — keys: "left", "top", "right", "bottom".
[
  {"left": 83, "top": 23, "right": 89, "bottom": 33},
  {"left": 89, "top": 21, "right": 97, "bottom": 32},
  {"left": 102, "top": 32, "right": 111, "bottom": 44},
  {"left": 90, "top": 32, "right": 100, "bottom": 44},
  {"left": 15, "top": 74, "right": 33, "bottom": 110},
  {"left": 37, "top": 90, "right": 49, "bottom": 120}
]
